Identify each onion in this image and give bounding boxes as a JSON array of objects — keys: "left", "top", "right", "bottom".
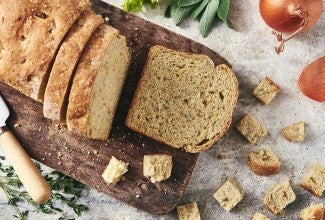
[
  {"left": 298, "top": 56, "right": 325, "bottom": 102},
  {"left": 259, "top": 0, "right": 323, "bottom": 53}
]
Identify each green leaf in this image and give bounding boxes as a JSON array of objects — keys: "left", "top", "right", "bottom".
[
  {"left": 217, "top": 0, "right": 232, "bottom": 27},
  {"left": 178, "top": 0, "right": 202, "bottom": 7},
  {"left": 122, "top": 0, "right": 158, "bottom": 12},
  {"left": 191, "top": 0, "right": 210, "bottom": 19},
  {"left": 170, "top": 2, "right": 197, "bottom": 25},
  {"left": 199, "top": 0, "right": 219, "bottom": 37},
  {"left": 165, "top": 4, "right": 171, "bottom": 18}
]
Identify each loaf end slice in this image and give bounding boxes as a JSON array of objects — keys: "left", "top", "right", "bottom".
[
  {"left": 301, "top": 164, "right": 325, "bottom": 197},
  {"left": 263, "top": 181, "right": 296, "bottom": 215},
  {"left": 126, "top": 45, "right": 238, "bottom": 153},
  {"left": 247, "top": 148, "right": 281, "bottom": 176},
  {"left": 0, "top": 0, "right": 89, "bottom": 101},
  {"left": 44, "top": 9, "right": 103, "bottom": 122},
  {"left": 67, "top": 24, "right": 131, "bottom": 140}
]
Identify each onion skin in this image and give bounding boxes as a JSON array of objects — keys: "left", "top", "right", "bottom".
[{"left": 298, "top": 56, "right": 325, "bottom": 102}]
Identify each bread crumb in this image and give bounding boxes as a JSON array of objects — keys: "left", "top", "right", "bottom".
[
  {"left": 253, "top": 77, "right": 280, "bottom": 105},
  {"left": 213, "top": 177, "right": 244, "bottom": 212},
  {"left": 14, "top": 123, "right": 20, "bottom": 128},
  {"left": 217, "top": 154, "right": 228, "bottom": 160},
  {"left": 143, "top": 154, "right": 172, "bottom": 183},
  {"left": 101, "top": 156, "right": 129, "bottom": 184},
  {"left": 263, "top": 181, "right": 296, "bottom": 215},
  {"left": 177, "top": 202, "right": 201, "bottom": 220},
  {"left": 236, "top": 114, "right": 267, "bottom": 144},
  {"left": 104, "top": 17, "right": 109, "bottom": 22}
]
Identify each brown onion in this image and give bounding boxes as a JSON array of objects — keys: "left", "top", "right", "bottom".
[
  {"left": 259, "top": 0, "right": 323, "bottom": 53},
  {"left": 298, "top": 56, "right": 325, "bottom": 102}
]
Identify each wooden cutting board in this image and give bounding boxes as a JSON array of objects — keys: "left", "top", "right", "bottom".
[{"left": 0, "top": 1, "right": 229, "bottom": 215}]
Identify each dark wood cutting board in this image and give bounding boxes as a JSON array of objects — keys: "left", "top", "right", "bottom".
[{"left": 0, "top": 1, "right": 229, "bottom": 215}]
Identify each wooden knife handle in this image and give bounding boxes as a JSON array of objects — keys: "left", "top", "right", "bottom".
[{"left": 0, "top": 128, "right": 51, "bottom": 204}]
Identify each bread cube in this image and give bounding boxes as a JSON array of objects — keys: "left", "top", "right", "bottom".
[
  {"left": 281, "top": 121, "right": 305, "bottom": 142},
  {"left": 252, "top": 212, "right": 270, "bottom": 220},
  {"left": 263, "top": 181, "right": 296, "bottom": 215},
  {"left": 213, "top": 177, "right": 245, "bottom": 212},
  {"left": 301, "top": 164, "right": 325, "bottom": 197},
  {"left": 247, "top": 148, "right": 281, "bottom": 176},
  {"left": 236, "top": 114, "right": 267, "bottom": 144},
  {"left": 253, "top": 77, "right": 280, "bottom": 105},
  {"left": 177, "top": 202, "right": 201, "bottom": 220},
  {"left": 143, "top": 154, "right": 172, "bottom": 183},
  {"left": 300, "top": 203, "right": 324, "bottom": 220},
  {"left": 101, "top": 156, "right": 129, "bottom": 184}
]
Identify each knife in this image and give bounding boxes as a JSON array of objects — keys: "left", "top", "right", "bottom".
[{"left": 0, "top": 94, "right": 51, "bottom": 204}]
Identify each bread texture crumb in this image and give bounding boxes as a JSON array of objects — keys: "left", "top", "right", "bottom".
[
  {"left": 143, "top": 154, "right": 172, "bottom": 183},
  {"left": 102, "top": 156, "right": 129, "bottom": 184},
  {"left": 300, "top": 203, "right": 324, "bottom": 220},
  {"left": 301, "top": 164, "right": 325, "bottom": 197},
  {"left": 213, "top": 177, "right": 244, "bottom": 212},
  {"left": 253, "top": 77, "right": 280, "bottom": 105},
  {"left": 247, "top": 148, "right": 281, "bottom": 176},
  {"left": 263, "top": 181, "right": 296, "bottom": 215},
  {"left": 177, "top": 202, "right": 201, "bottom": 220},
  {"left": 281, "top": 121, "right": 305, "bottom": 142},
  {"left": 236, "top": 114, "right": 267, "bottom": 144}
]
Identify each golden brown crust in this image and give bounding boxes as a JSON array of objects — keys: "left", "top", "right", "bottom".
[
  {"left": 66, "top": 24, "right": 119, "bottom": 138},
  {"left": 125, "top": 46, "right": 238, "bottom": 153},
  {"left": 246, "top": 149, "right": 281, "bottom": 176},
  {"left": 0, "top": 0, "right": 89, "bottom": 101},
  {"left": 43, "top": 9, "right": 103, "bottom": 122}
]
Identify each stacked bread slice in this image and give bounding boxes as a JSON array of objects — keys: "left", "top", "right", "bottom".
[{"left": 0, "top": 0, "right": 131, "bottom": 140}]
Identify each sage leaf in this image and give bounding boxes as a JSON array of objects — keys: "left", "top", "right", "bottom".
[
  {"left": 178, "top": 0, "right": 202, "bottom": 7},
  {"left": 191, "top": 0, "right": 210, "bottom": 19},
  {"left": 165, "top": 4, "right": 171, "bottom": 18},
  {"left": 199, "top": 0, "right": 219, "bottom": 37},
  {"left": 170, "top": 1, "right": 197, "bottom": 25},
  {"left": 217, "top": 0, "right": 232, "bottom": 27}
]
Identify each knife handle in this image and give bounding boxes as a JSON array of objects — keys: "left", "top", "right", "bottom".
[{"left": 0, "top": 128, "right": 51, "bottom": 204}]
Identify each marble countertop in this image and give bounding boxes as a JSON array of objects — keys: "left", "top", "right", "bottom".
[{"left": 1, "top": 0, "right": 324, "bottom": 219}]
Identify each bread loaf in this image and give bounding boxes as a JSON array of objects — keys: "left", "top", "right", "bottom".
[
  {"left": 0, "top": 0, "right": 89, "bottom": 101},
  {"left": 43, "top": 9, "right": 103, "bottom": 122},
  {"left": 67, "top": 24, "right": 131, "bottom": 140},
  {"left": 126, "top": 45, "right": 238, "bottom": 153}
]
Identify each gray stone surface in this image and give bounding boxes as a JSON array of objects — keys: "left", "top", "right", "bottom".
[{"left": 1, "top": 0, "right": 324, "bottom": 219}]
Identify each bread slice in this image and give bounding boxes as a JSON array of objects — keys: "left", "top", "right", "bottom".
[
  {"left": 301, "top": 164, "right": 325, "bottom": 197},
  {"left": 213, "top": 177, "right": 245, "bottom": 212},
  {"left": 247, "top": 148, "right": 281, "bottom": 176},
  {"left": 281, "top": 121, "right": 306, "bottom": 142},
  {"left": 126, "top": 45, "right": 238, "bottom": 153},
  {"left": 177, "top": 202, "right": 201, "bottom": 220},
  {"left": 300, "top": 203, "right": 324, "bottom": 220},
  {"left": 0, "top": 0, "right": 89, "bottom": 101},
  {"left": 263, "top": 181, "right": 296, "bottom": 215},
  {"left": 253, "top": 77, "right": 280, "bottom": 105},
  {"left": 252, "top": 212, "right": 270, "bottom": 220},
  {"left": 236, "top": 114, "right": 267, "bottom": 144},
  {"left": 43, "top": 10, "right": 103, "bottom": 122},
  {"left": 66, "top": 24, "right": 131, "bottom": 140}
]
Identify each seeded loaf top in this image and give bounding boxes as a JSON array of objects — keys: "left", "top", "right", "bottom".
[
  {"left": 126, "top": 45, "right": 238, "bottom": 153},
  {"left": 0, "top": 0, "right": 89, "bottom": 101}
]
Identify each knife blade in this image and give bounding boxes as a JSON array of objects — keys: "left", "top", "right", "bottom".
[{"left": 0, "top": 94, "right": 51, "bottom": 203}]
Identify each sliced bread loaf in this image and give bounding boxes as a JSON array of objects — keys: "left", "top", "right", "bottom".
[
  {"left": 43, "top": 9, "right": 103, "bottom": 122},
  {"left": 66, "top": 24, "right": 131, "bottom": 140},
  {"left": 126, "top": 45, "right": 238, "bottom": 153},
  {"left": 0, "top": 0, "right": 89, "bottom": 101}
]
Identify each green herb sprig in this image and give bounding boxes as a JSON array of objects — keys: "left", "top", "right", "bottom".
[
  {"left": 122, "top": 0, "right": 159, "bottom": 12},
  {"left": 0, "top": 156, "right": 88, "bottom": 220},
  {"left": 166, "top": 0, "right": 232, "bottom": 37}
]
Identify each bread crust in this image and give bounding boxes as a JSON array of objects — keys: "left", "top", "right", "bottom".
[
  {"left": 126, "top": 45, "right": 238, "bottom": 153},
  {"left": 43, "top": 9, "right": 103, "bottom": 122},
  {"left": 0, "top": 0, "right": 89, "bottom": 101},
  {"left": 66, "top": 25, "right": 119, "bottom": 138}
]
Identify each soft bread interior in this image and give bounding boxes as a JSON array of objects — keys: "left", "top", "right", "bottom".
[{"left": 88, "top": 35, "right": 130, "bottom": 139}]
